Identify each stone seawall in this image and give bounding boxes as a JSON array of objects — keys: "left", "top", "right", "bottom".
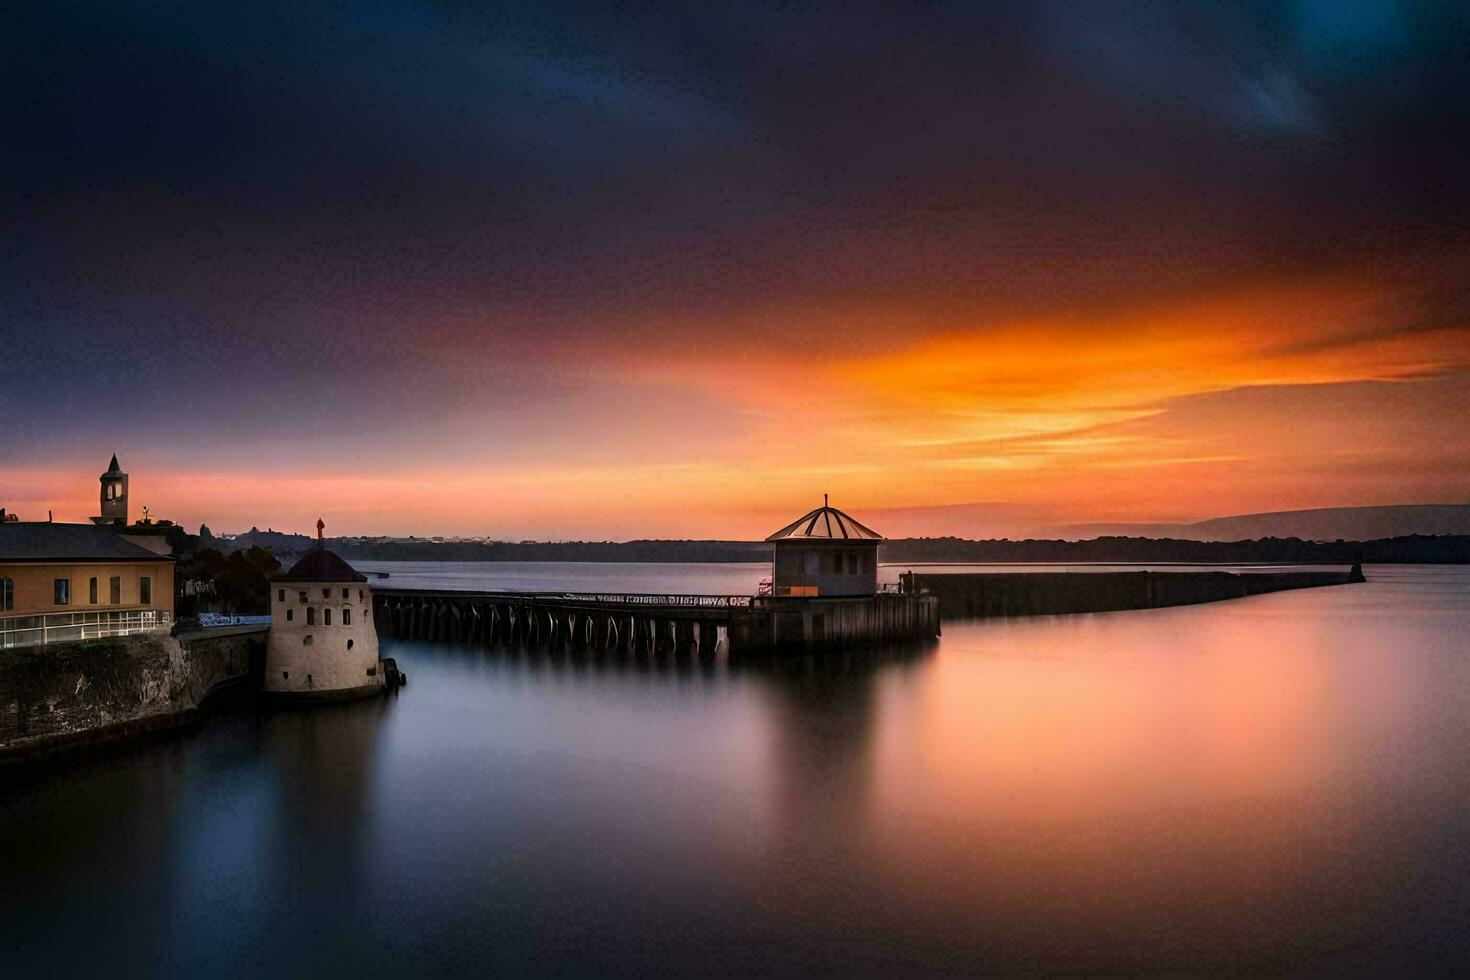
[
  {"left": 912, "top": 567, "right": 1363, "bottom": 619},
  {"left": 0, "top": 627, "right": 266, "bottom": 764}
]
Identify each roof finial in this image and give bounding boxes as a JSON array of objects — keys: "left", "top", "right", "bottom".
[
  {"left": 316, "top": 518, "right": 325, "bottom": 550},
  {"left": 824, "top": 492, "right": 829, "bottom": 508}
]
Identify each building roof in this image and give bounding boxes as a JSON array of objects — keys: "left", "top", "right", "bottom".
[
  {"left": 765, "top": 501, "right": 883, "bottom": 542},
  {"left": 0, "top": 522, "right": 173, "bottom": 563},
  {"left": 105, "top": 453, "right": 123, "bottom": 475},
  {"left": 273, "top": 548, "right": 367, "bottom": 583}
]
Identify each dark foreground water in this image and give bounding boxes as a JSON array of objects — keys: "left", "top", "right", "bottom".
[{"left": 4, "top": 564, "right": 1469, "bottom": 976}]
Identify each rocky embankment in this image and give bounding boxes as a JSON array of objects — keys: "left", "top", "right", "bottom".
[{"left": 0, "top": 628, "right": 265, "bottom": 765}]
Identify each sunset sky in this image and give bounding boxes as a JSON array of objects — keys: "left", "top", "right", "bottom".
[{"left": 3, "top": 1, "right": 1467, "bottom": 539}]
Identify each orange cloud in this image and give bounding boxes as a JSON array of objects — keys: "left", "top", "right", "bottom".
[{"left": 6, "top": 267, "right": 1465, "bottom": 537}]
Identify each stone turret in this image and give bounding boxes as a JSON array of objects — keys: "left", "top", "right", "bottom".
[{"left": 263, "top": 519, "right": 385, "bottom": 700}]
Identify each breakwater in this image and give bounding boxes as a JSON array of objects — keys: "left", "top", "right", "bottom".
[
  {"left": 908, "top": 565, "right": 1364, "bottom": 618},
  {"left": 0, "top": 626, "right": 267, "bottom": 764}
]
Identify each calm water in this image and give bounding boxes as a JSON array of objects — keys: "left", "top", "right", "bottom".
[{"left": 4, "top": 564, "right": 1469, "bottom": 975}]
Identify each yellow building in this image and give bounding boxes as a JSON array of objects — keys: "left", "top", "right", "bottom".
[{"left": 0, "top": 522, "right": 174, "bottom": 648}]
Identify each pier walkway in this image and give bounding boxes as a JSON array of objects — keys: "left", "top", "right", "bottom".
[{"left": 372, "top": 587, "right": 939, "bottom": 655}]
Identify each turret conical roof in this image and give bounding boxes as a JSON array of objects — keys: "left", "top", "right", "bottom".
[{"left": 765, "top": 500, "right": 883, "bottom": 541}]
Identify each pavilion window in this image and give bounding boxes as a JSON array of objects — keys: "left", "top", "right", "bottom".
[
  {"left": 110, "top": 576, "right": 121, "bottom": 604},
  {"left": 863, "top": 552, "right": 873, "bottom": 574},
  {"left": 140, "top": 577, "right": 151, "bottom": 605},
  {"left": 90, "top": 577, "right": 98, "bottom": 604},
  {"left": 847, "top": 553, "right": 858, "bottom": 575},
  {"left": 307, "top": 607, "right": 316, "bottom": 626},
  {"left": 53, "top": 579, "right": 70, "bottom": 605},
  {"left": 1, "top": 577, "right": 13, "bottom": 612}
]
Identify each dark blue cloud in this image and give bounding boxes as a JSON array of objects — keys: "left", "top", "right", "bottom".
[{"left": 3, "top": 1, "right": 1468, "bottom": 453}]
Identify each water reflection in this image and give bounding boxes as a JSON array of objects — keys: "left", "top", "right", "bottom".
[{"left": 3, "top": 566, "right": 1468, "bottom": 974}]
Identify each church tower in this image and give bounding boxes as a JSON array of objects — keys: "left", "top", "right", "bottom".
[{"left": 93, "top": 454, "right": 129, "bottom": 525}]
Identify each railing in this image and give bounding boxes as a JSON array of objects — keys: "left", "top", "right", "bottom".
[
  {"left": 197, "top": 613, "right": 271, "bottom": 628},
  {"left": 550, "top": 593, "right": 753, "bottom": 609},
  {"left": 375, "top": 588, "right": 754, "bottom": 610},
  {"left": 0, "top": 609, "right": 172, "bottom": 649}
]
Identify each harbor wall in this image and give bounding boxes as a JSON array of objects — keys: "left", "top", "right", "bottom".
[
  {"left": 0, "top": 627, "right": 266, "bottom": 764},
  {"left": 910, "top": 567, "right": 1363, "bottom": 619}
]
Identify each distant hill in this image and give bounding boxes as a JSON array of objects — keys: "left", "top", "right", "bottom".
[{"left": 1051, "top": 505, "right": 1470, "bottom": 543}]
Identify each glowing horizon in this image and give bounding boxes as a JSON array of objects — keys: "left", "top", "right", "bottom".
[{"left": 3, "top": 4, "right": 1467, "bottom": 538}]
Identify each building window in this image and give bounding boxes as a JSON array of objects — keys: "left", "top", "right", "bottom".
[
  {"left": 830, "top": 552, "right": 842, "bottom": 575},
  {"left": 342, "top": 588, "right": 349, "bottom": 599},
  {"left": 303, "top": 635, "right": 313, "bottom": 646},
  {"left": 90, "top": 577, "right": 99, "bottom": 604},
  {"left": 54, "top": 579, "right": 70, "bottom": 605},
  {"left": 324, "top": 608, "right": 332, "bottom": 626},
  {"left": 1, "top": 577, "right": 12, "bottom": 612},
  {"left": 359, "top": 589, "right": 364, "bottom": 602},
  {"left": 286, "top": 608, "right": 294, "bottom": 622},
  {"left": 110, "top": 576, "right": 121, "bottom": 604},
  {"left": 347, "top": 639, "right": 354, "bottom": 650},
  {"left": 307, "top": 607, "right": 316, "bottom": 626},
  {"left": 342, "top": 607, "right": 351, "bottom": 626},
  {"left": 322, "top": 588, "right": 330, "bottom": 599},
  {"left": 299, "top": 591, "right": 307, "bottom": 603},
  {"left": 140, "top": 577, "right": 151, "bottom": 605},
  {"left": 278, "top": 588, "right": 285, "bottom": 602}
]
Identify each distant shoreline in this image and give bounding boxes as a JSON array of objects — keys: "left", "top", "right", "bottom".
[{"left": 207, "top": 528, "right": 1470, "bottom": 566}]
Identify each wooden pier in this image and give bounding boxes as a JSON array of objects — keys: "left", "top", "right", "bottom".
[
  {"left": 372, "top": 588, "right": 940, "bottom": 655},
  {"left": 371, "top": 565, "right": 1361, "bottom": 655}
]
